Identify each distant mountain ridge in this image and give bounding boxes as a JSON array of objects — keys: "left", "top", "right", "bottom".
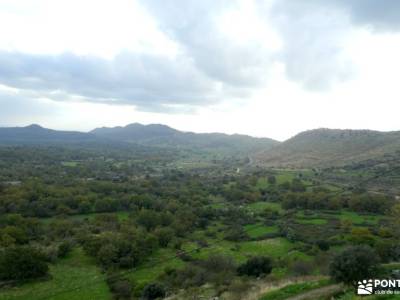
[
  {"left": 0, "top": 124, "right": 97, "bottom": 144},
  {"left": 254, "top": 128, "right": 400, "bottom": 168},
  {"left": 91, "top": 123, "right": 180, "bottom": 141},
  {"left": 0, "top": 123, "right": 279, "bottom": 155},
  {"left": 90, "top": 123, "right": 279, "bottom": 154},
  {"left": 2, "top": 125, "right": 400, "bottom": 166}
]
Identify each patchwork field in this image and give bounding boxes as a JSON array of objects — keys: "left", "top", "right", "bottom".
[{"left": 0, "top": 248, "right": 111, "bottom": 300}]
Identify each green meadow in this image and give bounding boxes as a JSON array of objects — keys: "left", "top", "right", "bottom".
[{"left": 0, "top": 248, "right": 111, "bottom": 300}]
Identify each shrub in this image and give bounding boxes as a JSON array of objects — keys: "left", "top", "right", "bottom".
[
  {"left": 175, "top": 265, "right": 208, "bottom": 288},
  {"left": 224, "top": 225, "right": 249, "bottom": 242},
  {"left": 201, "top": 254, "right": 236, "bottom": 285},
  {"left": 316, "top": 240, "right": 330, "bottom": 251},
  {"left": 141, "top": 283, "right": 166, "bottom": 300},
  {"left": 154, "top": 227, "right": 174, "bottom": 248},
  {"left": 375, "top": 240, "right": 400, "bottom": 263},
  {"left": 42, "top": 245, "right": 59, "bottom": 263},
  {"left": 201, "top": 254, "right": 236, "bottom": 274},
  {"left": 119, "top": 256, "right": 135, "bottom": 268},
  {"left": 267, "top": 175, "right": 276, "bottom": 185},
  {"left": 329, "top": 245, "right": 380, "bottom": 285},
  {"left": 237, "top": 256, "right": 273, "bottom": 277},
  {"left": 58, "top": 240, "right": 73, "bottom": 258},
  {"left": 110, "top": 280, "right": 133, "bottom": 300},
  {"left": 349, "top": 227, "right": 375, "bottom": 246},
  {"left": 177, "top": 251, "right": 193, "bottom": 262},
  {"left": 291, "top": 179, "right": 306, "bottom": 192},
  {"left": 228, "top": 279, "right": 253, "bottom": 300},
  {"left": 106, "top": 273, "right": 133, "bottom": 300},
  {"left": 290, "top": 260, "right": 314, "bottom": 276},
  {"left": 314, "top": 252, "right": 333, "bottom": 275},
  {"left": 98, "top": 244, "right": 119, "bottom": 268},
  {"left": 0, "top": 246, "right": 49, "bottom": 281},
  {"left": 0, "top": 226, "right": 28, "bottom": 245}
]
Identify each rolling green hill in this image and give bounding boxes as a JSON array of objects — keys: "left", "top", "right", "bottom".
[{"left": 255, "top": 128, "right": 400, "bottom": 168}]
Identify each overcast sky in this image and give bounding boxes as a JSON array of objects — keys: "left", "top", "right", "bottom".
[{"left": 1, "top": 0, "right": 400, "bottom": 141}]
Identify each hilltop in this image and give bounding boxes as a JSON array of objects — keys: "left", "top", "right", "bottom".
[
  {"left": 0, "top": 123, "right": 279, "bottom": 156},
  {"left": 0, "top": 124, "right": 96, "bottom": 144},
  {"left": 91, "top": 123, "right": 279, "bottom": 155},
  {"left": 254, "top": 128, "right": 400, "bottom": 168}
]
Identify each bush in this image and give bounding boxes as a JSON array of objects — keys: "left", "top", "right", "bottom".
[
  {"left": 176, "top": 251, "right": 193, "bottom": 262},
  {"left": 201, "top": 254, "right": 236, "bottom": 285},
  {"left": 58, "top": 240, "right": 73, "bottom": 258},
  {"left": 316, "top": 240, "right": 330, "bottom": 251},
  {"left": 106, "top": 273, "right": 133, "bottom": 300},
  {"left": 98, "top": 244, "right": 119, "bottom": 268},
  {"left": 154, "top": 227, "right": 174, "bottom": 248},
  {"left": 314, "top": 252, "right": 332, "bottom": 275},
  {"left": 0, "top": 246, "right": 49, "bottom": 281},
  {"left": 110, "top": 280, "right": 133, "bottom": 300},
  {"left": 375, "top": 240, "right": 400, "bottom": 263},
  {"left": 141, "top": 283, "right": 166, "bottom": 300},
  {"left": 237, "top": 256, "right": 273, "bottom": 277},
  {"left": 0, "top": 226, "right": 28, "bottom": 245},
  {"left": 291, "top": 179, "right": 306, "bottom": 192},
  {"left": 119, "top": 256, "right": 135, "bottom": 268},
  {"left": 349, "top": 227, "right": 375, "bottom": 246},
  {"left": 267, "top": 175, "right": 276, "bottom": 185},
  {"left": 173, "top": 265, "right": 208, "bottom": 288},
  {"left": 224, "top": 225, "right": 249, "bottom": 242},
  {"left": 329, "top": 245, "right": 380, "bottom": 285},
  {"left": 290, "top": 260, "right": 314, "bottom": 276},
  {"left": 201, "top": 254, "right": 236, "bottom": 274},
  {"left": 228, "top": 279, "right": 253, "bottom": 300}
]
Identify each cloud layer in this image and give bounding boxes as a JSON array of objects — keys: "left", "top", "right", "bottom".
[
  {"left": 0, "top": 51, "right": 228, "bottom": 112},
  {"left": 0, "top": 0, "right": 400, "bottom": 114}
]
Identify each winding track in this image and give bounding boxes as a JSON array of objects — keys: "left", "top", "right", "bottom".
[{"left": 285, "top": 284, "right": 343, "bottom": 300}]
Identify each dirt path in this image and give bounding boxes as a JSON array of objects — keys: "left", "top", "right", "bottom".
[
  {"left": 285, "top": 283, "right": 343, "bottom": 300},
  {"left": 242, "top": 276, "right": 327, "bottom": 300}
]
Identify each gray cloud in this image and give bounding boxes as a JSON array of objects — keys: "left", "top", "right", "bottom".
[
  {"left": 266, "top": 0, "right": 400, "bottom": 89},
  {"left": 0, "top": 90, "right": 56, "bottom": 125},
  {"left": 140, "top": 0, "right": 356, "bottom": 92},
  {"left": 267, "top": 0, "right": 354, "bottom": 90},
  {"left": 140, "top": 0, "right": 275, "bottom": 87},
  {"left": 0, "top": 50, "right": 255, "bottom": 112},
  {"left": 333, "top": 0, "right": 400, "bottom": 31},
  {"left": 1, "top": 0, "right": 399, "bottom": 114},
  {"left": 0, "top": 1, "right": 276, "bottom": 113},
  {"left": 271, "top": 1, "right": 400, "bottom": 33}
]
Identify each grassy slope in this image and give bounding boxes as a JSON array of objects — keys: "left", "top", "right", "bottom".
[
  {"left": 334, "top": 290, "right": 400, "bottom": 300},
  {"left": 255, "top": 129, "right": 400, "bottom": 168},
  {"left": 0, "top": 248, "right": 111, "bottom": 300},
  {"left": 180, "top": 237, "right": 296, "bottom": 264},
  {"left": 127, "top": 248, "right": 185, "bottom": 291},
  {"left": 244, "top": 224, "right": 279, "bottom": 238},
  {"left": 256, "top": 173, "right": 297, "bottom": 189},
  {"left": 247, "top": 201, "right": 283, "bottom": 213},
  {"left": 296, "top": 210, "right": 381, "bottom": 226},
  {"left": 259, "top": 279, "right": 331, "bottom": 300}
]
